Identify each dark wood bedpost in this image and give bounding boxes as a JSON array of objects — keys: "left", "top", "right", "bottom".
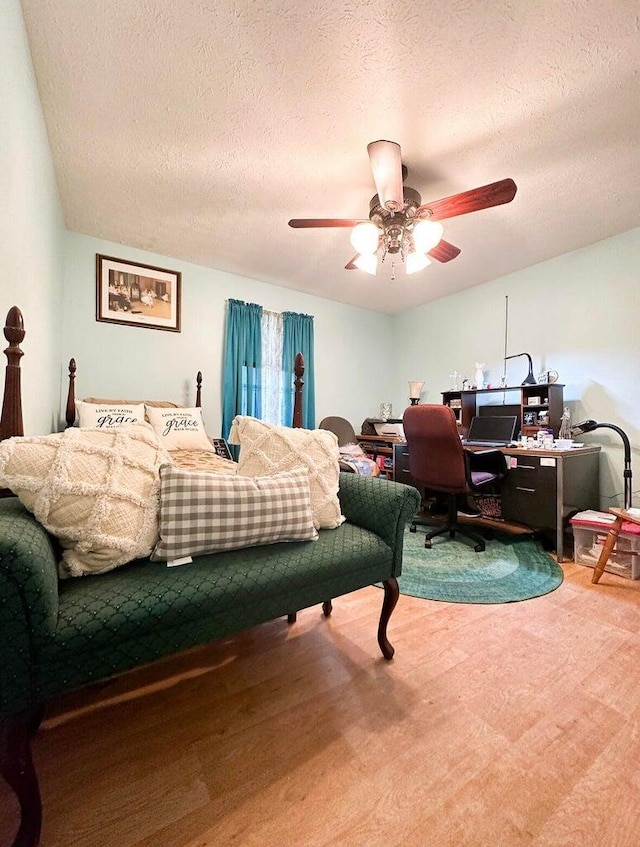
[
  {"left": 65, "top": 358, "right": 77, "bottom": 427},
  {"left": 0, "top": 306, "right": 25, "bottom": 440},
  {"left": 196, "top": 371, "right": 202, "bottom": 408},
  {"left": 292, "top": 352, "right": 305, "bottom": 428}
]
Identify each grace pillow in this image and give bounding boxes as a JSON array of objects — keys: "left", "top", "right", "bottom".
[
  {"left": 76, "top": 400, "right": 146, "bottom": 429},
  {"left": 145, "top": 406, "right": 213, "bottom": 451}
]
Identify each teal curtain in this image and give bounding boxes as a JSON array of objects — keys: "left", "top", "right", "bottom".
[
  {"left": 222, "top": 299, "right": 263, "bottom": 440},
  {"left": 282, "top": 311, "right": 315, "bottom": 428}
]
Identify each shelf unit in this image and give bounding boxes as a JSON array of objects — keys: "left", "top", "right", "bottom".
[
  {"left": 442, "top": 383, "right": 565, "bottom": 438},
  {"left": 356, "top": 434, "right": 400, "bottom": 480}
]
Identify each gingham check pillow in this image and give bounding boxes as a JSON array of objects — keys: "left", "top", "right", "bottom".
[{"left": 151, "top": 464, "right": 318, "bottom": 561}]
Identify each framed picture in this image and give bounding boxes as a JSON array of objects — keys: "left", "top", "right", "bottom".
[
  {"left": 96, "top": 254, "right": 181, "bottom": 332},
  {"left": 210, "top": 438, "right": 233, "bottom": 460}
]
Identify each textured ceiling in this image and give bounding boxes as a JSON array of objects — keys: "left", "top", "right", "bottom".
[{"left": 20, "top": 0, "right": 640, "bottom": 314}]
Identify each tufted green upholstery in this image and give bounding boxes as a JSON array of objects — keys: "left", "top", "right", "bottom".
[{"left": 0, "top": 474, "right": 420, "bottom": 719}]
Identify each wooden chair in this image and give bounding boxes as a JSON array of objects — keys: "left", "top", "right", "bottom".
[{"left": 591, "top": 507, "right": 640, "bottom": 584}]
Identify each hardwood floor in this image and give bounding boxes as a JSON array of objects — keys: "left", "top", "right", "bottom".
[{"left": 2, "top": 561, "right": 639, "bottom": 846}]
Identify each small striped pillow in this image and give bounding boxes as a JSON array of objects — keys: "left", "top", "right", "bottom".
[{"left": 151, "top": 465, "right": 318, "bottom": 561}]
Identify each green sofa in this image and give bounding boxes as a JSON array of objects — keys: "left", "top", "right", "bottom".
[{"left": 0, "top": 472, "right": 419, "bottom": 847}]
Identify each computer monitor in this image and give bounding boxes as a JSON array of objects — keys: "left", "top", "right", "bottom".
[{"left": 465, "top": 415, "right": 518, "bottom": 445}]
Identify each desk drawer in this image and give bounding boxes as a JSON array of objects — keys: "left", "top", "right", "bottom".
[
  {"left": 393, "top": 445, "right": 420, "bottom": 490},
  {"left": 501, "top": 456, "right": 557, "bottom": 527}
]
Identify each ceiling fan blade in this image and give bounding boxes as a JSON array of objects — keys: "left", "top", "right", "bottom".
[
  {"left": 288, "top": 218, "right": 364, "bottom": 228},
  {"left": 428, "top": 240, "right": 461, "bottom": 263},
  {"left": 367, "top": 140, "right": 404, "bottom": 212},
  {"left": 345, "top": 255, "right": 358, "bottom": 270},
  {"left": 417, "top": 178, "right": 517, "bottom": 221}
]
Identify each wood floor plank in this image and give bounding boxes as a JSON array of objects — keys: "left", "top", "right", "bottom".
[{"left": 3, "top": 567, "right": 639, "bottom": 847}]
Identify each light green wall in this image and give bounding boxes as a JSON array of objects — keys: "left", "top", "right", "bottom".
[
  {"left": 62, "top": 233, "right": 394, "bottom": 435},
  {"left": 391, "top": 228, "right": 640, "bottom": 508},
  {"left": 0, "top": 0, "right": 64, "bottom": 435},
  {"left": 5, "top": 0, "right": 638, "bottom": 512}
]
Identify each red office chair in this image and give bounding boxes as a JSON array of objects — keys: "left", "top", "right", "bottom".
[{"left": 402, "top": 405, "right": 509, "bottom": 552}]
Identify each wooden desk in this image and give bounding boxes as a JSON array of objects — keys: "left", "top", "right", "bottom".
[
  {"left": 356, "top": 434, "right": 402, "bottom": 480},
  {"left": 392, "top": 443, "right": 600, "bottom": 561},
  {"left": 499, "top": 445, "right": 600, "bottom": 561}
]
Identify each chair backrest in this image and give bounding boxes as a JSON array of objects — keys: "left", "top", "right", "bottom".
[
  {"left": 402, "top": 404, "right": 468, "bottom": 494},
  {"left": 318, "top": 416, "right": 357, "bottom": 447}
]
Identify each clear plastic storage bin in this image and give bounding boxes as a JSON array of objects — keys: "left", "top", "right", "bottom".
[{"left": 571, "top": 511, "right": 640, "bottom": 579}]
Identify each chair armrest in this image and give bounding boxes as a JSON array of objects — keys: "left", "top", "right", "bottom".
[
  {"left": 0, "top": 498, "right": 59, "bottom": 718},
  {"left": 337, "top": 473, "right": 420, "bottom": 571},
  {"left": 464, "top": 448, "right": 509, "bottom": 478}
]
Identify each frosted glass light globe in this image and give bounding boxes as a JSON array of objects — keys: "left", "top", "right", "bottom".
[
  {"left": 412, "top": 219, "right": 444, "bottom": 252},
  {"left": 353, "top": 252, "right": 378, "bottom": 275},
  {"left": 350, "top": 222, "right": 379, "bottom": 254},
  {"left": 406, "top": 251, "right": 431, "bottom": 274}
]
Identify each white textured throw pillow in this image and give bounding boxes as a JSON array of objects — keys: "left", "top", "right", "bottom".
[
  {"left": 145, "top": 406, "right": 213, "bottom": 451},
  {"left": 152, "top": 465, "right": 318, "bottom": 561},
  {"left": 0, "top": 424, "right": 169, "bottom": 577},
  {"left": 76, "top": 400, "right": 146, "bottom": 429},
  {"left": 228, "top": 416, "right": 344, "bottom": 529}
]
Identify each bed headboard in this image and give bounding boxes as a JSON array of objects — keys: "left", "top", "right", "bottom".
[
  {"left": 0, "top": 306, "right": 25, "bottom": 441},
  {"left": 0, "top": 305, "right": 306, "bottom": 439},
  {"left": 64, "top": 362, "right": 204, "bottom": 427}
]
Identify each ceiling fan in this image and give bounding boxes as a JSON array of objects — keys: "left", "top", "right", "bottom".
[{"left": 288, "top": 140, "right": 517, "bottom": 278}]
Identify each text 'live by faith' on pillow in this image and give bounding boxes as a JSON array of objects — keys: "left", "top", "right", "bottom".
[
  {"left": 75, "top": 400, "right": 146, "bottom": 429},
  {"left": 145, "top": 406, "right": 213, "bottom": 451}
]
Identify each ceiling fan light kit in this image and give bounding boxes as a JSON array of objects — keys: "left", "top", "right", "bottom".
[{"left": 288, "top": 141, "right": 517, "bottom": 278}]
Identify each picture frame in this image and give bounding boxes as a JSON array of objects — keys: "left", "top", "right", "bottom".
[
  {"left": 96, "top": 254, "right": 181, "bottom": 332},
  {"left": 210, "top": 438, "right": 233, "bottom": 460}
]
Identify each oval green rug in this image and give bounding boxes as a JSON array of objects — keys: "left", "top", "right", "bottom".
[{"left": 397, "top": 528, "right": 564, "bottom": 604}]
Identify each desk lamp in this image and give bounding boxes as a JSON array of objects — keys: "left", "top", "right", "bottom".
[
  {"left": 408, "top": 381, "right": 424, "bottom": 405},
  {"left": 571, "top": 419, "right": 633, "bottom": 509},
  {"left": 504, "top": 353, "right": 536, "bottom": 385}
]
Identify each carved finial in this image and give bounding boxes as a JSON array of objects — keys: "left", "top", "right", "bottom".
[
  {"left": 196, "top": 371, "right": 203, "bottom": 408},
  {"left": 0, "top": 306, "right": 25, "bottom": 439},
  {"left": 292, "top": 353, "right": 305, "bottom": 428},
  {"left": 65, "top": 358, "right": 77, "bottom": 428}
]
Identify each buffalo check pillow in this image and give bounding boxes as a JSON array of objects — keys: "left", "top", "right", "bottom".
[{"left": 151, "top": 465, "right": 318, "bottom": 561}]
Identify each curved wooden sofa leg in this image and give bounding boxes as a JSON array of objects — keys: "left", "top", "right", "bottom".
[
  {"left": 322, "top": 600, "right": 332, "bottom": 617},
  {"left": 378, "top": 577, "right": 400, "bottom": 660},
  {"left": 0, "top": 708, "right": 43, "bottom": 847}
]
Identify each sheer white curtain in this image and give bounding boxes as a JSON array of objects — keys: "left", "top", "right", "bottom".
[{"left": 261, "top": 310, "right": 283, "bottom": 425}]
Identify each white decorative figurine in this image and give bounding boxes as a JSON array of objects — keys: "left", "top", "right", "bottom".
[{"left": 474, "top": 363, "right": 485, "bottom": 390}]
